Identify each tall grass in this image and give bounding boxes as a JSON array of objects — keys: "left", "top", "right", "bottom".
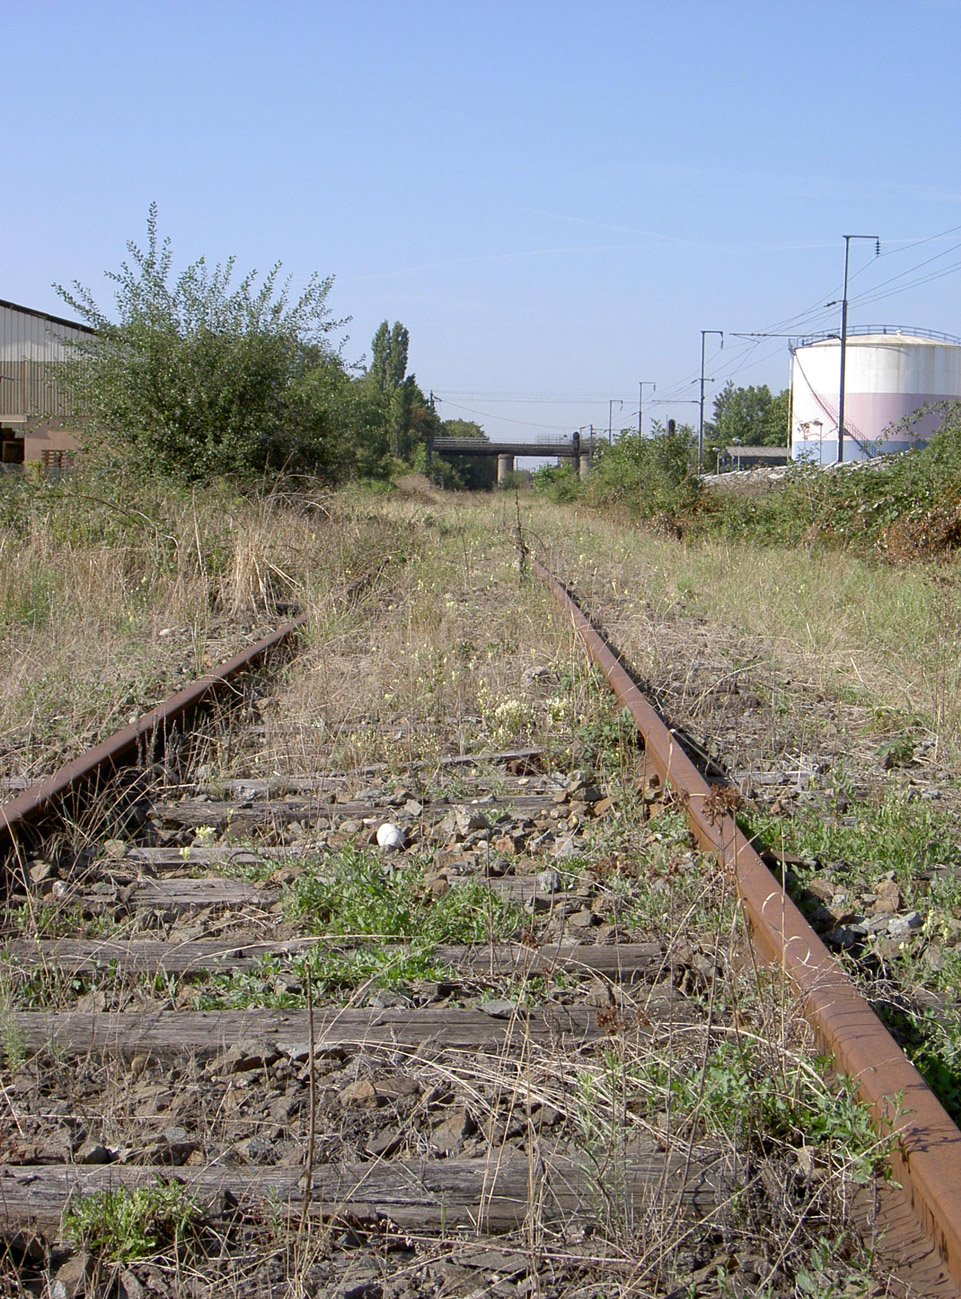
[{"left": 0, "top": 471, "right": 404, "bottom": 778}]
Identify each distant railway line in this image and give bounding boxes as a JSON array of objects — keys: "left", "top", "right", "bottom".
[{"left": 0, "top": 558, "right": 959, "bottom": 1295}]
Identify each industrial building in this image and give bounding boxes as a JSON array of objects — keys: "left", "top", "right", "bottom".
[
  {"left": 0, "top": 299, "right": 92, "bottom": 466},
  {"left": 790, "top": 326, "right": 961, "bottom": 464}
]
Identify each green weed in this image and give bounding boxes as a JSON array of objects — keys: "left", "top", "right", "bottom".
[
  {"left": 64, "top": 1180, "right": 202, "bottom": 1264},
  {"left": 287, "top": 845, "right": 522, "bottom": 945},
  {"left": 744, "top": 775, "right": 961, "bottom": 894},
  {"left": 643, "top": 1043, "right": 891, "bottom": 1185}
]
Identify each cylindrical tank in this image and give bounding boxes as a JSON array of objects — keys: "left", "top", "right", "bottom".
[{"left": 790, "top": 328, "right": 961, "bottom": 463}]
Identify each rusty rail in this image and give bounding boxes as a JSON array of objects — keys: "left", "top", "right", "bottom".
[
  {"left": 533, "top": 557, "right": 961, "bottom": 1288},
  {"left": 0, "top": 615, "right": 307, "bottom": 853}
]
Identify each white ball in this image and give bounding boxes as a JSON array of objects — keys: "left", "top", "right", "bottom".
[{"left": 376, "top": 822, "right": 404, "bottom": 850}]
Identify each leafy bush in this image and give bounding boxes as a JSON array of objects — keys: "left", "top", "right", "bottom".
[
  {"left": 702, "top": 401, "right": 961, "bottom": 558},
  {"left": 288, "top": 846, "right": 523, "bottom": 946},
  {"left": 584, "top": 425, "right": 700, "bottom": 520},
  {"left": 64, "top": 1181, "right": 201, "bottom": 1264},
  {"left": 531, "top": 463, "right": 581, "bottom": 502},
  {"left": 55, "top": 205, "right": 377, "bottom": 482}
]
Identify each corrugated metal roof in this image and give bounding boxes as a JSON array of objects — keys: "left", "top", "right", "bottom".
[{"left": 0, "top": 299, "right": 94, "bottom": 336}]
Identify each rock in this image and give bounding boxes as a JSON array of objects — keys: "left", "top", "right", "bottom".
[
  {"left": 805, "top": 877, "right": 838, "bottom": 903},
  {"left": 552, "top": 836, "right": 581, "bottom": 861},
  {"left": 585, "top": 979, "right": 614, "bottom": 1008},
  {"left": 369, "top": 988, "right": 407, "bottom": 1009},
  {"left": 431, "top": 1108, "right": 475, "bottom": 1152},
  {"left": 478, "top": 999, "right": 521, "bottom": 1019},
  {"left": 341, "top": 1282, "right": 383, "bottom": 1299},
  {"left": 827, "top": 924, "right": 866, "bottom": 949},
  {"left": 454, "top": 806, "right": 490, "bottom": 835},
  {"left": 119, "top": 1270, "right": 145, "bottom": 1299},
  {"left": 218, "top": 1040, "right": 280, "bottom": 1073},
  {"left": 29, "top": 859, "right": 56, "bottom": 884},
  {"left": 485, "top": 854, "right": 514, "bottom": 876},
  {"left": 146, "top": 1126, "right": 197, "bottom": 1166},
  {"left": 568, "top": 910, "right": 598, "bottom": 930},
  {"left": 339, "top": 1078, "right": 379, "bottom": 1107},
  {"left": 51, "top": 1252, "right": 93, "bottom": 1299},
  {"left": 366, "top": 1129, "right": 403, "bottom": 1158},
  {"left": 888, "top": 911, "right": 923, "bottom": 940},
  {"left": 924, "top": 945, "right": 945, "bottom": 972},
  {"left": 529, "top": 830, "right": 555, "bottom": 849},
  {"left": 231, "top": 1135, "right": 276, "bottom": 1163},
  {"left": 536, "top": 869, "right": 562, "bottom": 894},
  {"left": 75, "top": 1139, "right": 113, "bottom": 1164}
]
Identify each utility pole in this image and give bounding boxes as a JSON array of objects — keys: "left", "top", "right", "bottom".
[
  {"left": 638, "top": 381, "right": 655, "bottom": 436},
  {"left": 608, "top": 399, "right": 623, "bottom": 445},
  {"left": 698, "top": 331, "right": 723, "bottom": 474},
  {"left": 837, "top": 234, "right": 880, "bottom": 463}
]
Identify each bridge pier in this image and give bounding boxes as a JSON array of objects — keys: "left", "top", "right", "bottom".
[
  {"left": 578, "top": 453, "right": 592, "bottom": 480},
  {"left": 497, "top": 453, "right": 515, "bottom": 484}
]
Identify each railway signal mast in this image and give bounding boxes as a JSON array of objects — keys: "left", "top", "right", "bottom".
[{"left": 638, "top": 380, "right": 655, "bottom": 436}]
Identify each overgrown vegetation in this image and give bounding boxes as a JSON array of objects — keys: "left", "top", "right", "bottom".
[
  {"left": 532, "top": 423, "right": 701, "bottom": 523},
  {"left": 52, "top": 208, "right": 495, "bottom": 489},
  {"left": 745, "top": 780, "right": 961, "bottom": 1119},
  {"left": 701, "top": 401, "right": 961, "bottom": 558}
]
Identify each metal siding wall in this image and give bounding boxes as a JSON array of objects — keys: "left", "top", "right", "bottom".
[{"left": 0, "top": 304, "right": 88, "bottom": 418}]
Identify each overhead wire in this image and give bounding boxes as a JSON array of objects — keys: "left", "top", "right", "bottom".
[{"left": 439, "top": 221, "right": 961, "bottom": 438}]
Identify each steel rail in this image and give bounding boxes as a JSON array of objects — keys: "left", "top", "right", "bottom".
[
  {"left": 0, "top": 615, "right": 308, "bottom": 852},
  {"left": 533, "top": 557, "right": 961, "bottom": 1289}
]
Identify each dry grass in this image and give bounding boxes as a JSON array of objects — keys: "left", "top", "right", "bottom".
[
  {"left": 0, "top": 476, "right": 411, "bottom": 780},
  {"left": 527, "top": 498, "right": 961, "bottom": 769}
]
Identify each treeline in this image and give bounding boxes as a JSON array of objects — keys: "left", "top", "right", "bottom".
[{"left": 54, "top": 208, "right": 491, "bottom": 487}]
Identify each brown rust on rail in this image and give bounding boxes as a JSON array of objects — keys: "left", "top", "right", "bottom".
[
  {"left": 0, "top": 615, "right": 307, "bottom": 853},
  {"left": 533, "top": 556, "right": 961, "bottom": 1291}
]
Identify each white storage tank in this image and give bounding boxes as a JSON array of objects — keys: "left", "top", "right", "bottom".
[{"left": 790, "top": 327, "right": 961, "bottom": 463}]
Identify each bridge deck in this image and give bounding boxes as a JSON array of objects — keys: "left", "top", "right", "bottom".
[{"left": 431, "top": 439, "right": 595, "bottom": 457}]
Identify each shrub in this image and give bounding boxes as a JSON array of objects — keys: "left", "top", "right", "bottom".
[
  {"left": 55, "top": 205, "right": 365, "bottom": 482},
  {"left": 584, "top": 425, "right": 700, "bottom": 519},
  {"left": 700, "top": 401, "right": 961, "bottom": 558},
  {"left": 532, "top": 463, "right": 581, "bottom": 502}
]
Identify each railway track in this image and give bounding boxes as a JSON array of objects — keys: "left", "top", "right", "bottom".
[{"left": 0, "top": 557, "right": 959, "bottom": 1297}]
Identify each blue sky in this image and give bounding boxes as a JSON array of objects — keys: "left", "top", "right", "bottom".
[{"left": 6, "top": 0, "right": 961, "bottom": 444}]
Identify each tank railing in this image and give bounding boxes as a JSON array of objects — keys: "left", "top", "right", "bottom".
[{"left": 790, "top": 324, "right": 961, "bottom": 349}]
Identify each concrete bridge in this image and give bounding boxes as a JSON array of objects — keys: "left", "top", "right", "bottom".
[{"left": 429, "top": 432, "right": 597, "bottom": 484}]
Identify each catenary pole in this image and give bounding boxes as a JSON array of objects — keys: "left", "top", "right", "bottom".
[
  {"left": 837, "top": 234, "right": 880, "bottom": 463},
  {"left": 698, "top": 332, "right": 723, "bottom": 474}
]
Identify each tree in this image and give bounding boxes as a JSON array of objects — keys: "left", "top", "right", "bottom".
[
  {"left": 704, "top": 382, "right": 790, "bottom": 471},
  {"left": 438, "top": 419, "right": 496, "bottom": 490},
  {"left": 366, "top": 320, "right": 416, "bottom": 457},
  {"left": 55, "top": 205, "right": 351, "bottom": 481},
  {"left": 368, "top": 321, "right": 409, "bottom": 395}
]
